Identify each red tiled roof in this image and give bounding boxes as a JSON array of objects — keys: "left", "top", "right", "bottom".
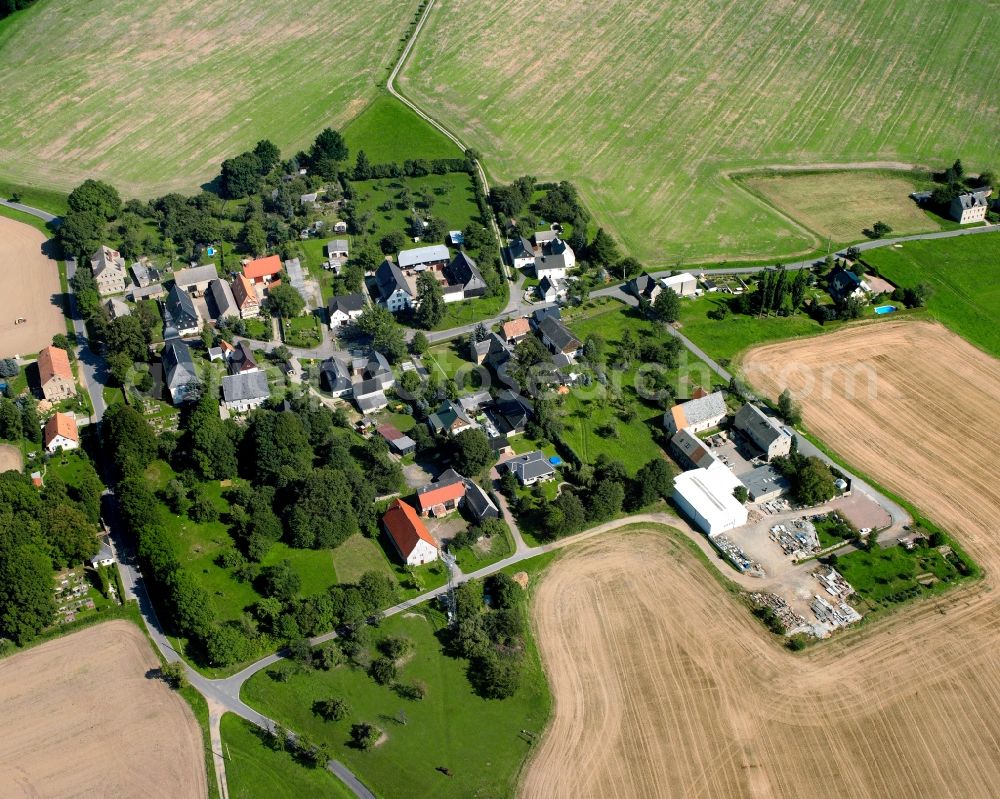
[
  {"left": 377, "top": 423, "right": 404, "bottom": 442},
  {"left": 416, "top": 480, "right": 466, "bottom": 515},
  {"left": 382, "top": 499, "right": 437, "bottom": 558},
  {"left": 38, "top": 345, "right": 73, "bottom": 385},
  {"left": 43, "top": 412, "right": 78, "bottom": 446},
  {"left": 243, "top": 255, "right": 282, "bottom": 280},
  {"left": 501, "top": 318, "right": 530, "bottom": 340}
]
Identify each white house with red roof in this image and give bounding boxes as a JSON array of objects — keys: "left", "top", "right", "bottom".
[
  {"left": 382, "top": 499, "right": 439, "bottom": 566},
  {"left": 43, "top": 412, "right": 79, "bottom": 453}
]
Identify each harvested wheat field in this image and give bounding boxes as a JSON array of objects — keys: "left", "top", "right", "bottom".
[
  {"left": 523, "top": 527, "right": 1000, "bottom": 799},
  {"left": 0, "top": 216, "right": 64, "bottom": 359},
  {"left": 0, "top": 620, "right": 206, "bottom": 799},
  {"left": 0, "top": 443, "right": 24, "bottom": 473}
]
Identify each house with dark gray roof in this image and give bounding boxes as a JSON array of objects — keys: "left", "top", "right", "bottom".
[
  {"left": 446, "top": 251, "right": 487, "bottom": 298},
  {"left": 353, "top": 378, "right": 388, "bottom": 414},
  {"left": 173, "top": 264, "right": 219, "bottom": 296},
  {"left": 163, "top": 285, "right": 200, "bottom": 337},
  {"left": 161, "top": 339, "right": 200, "bottom": 405},
  {"left": 740, "top": 463, "right": 791, "bottom": 502},
  {"left": 375, "top": 260, "right": 415, "bottom": 312},
  {"left": 950, "top": 189, "right": 991, "bottom": 224},
  {"left": 534, "top": 252, "right": 569, "bottom": 282},
  {"left": 532, "top": 306, "right": 561, "bottom": 327},
  {"left": 538, "top": 314, "right": 582, "bottom": 357},
  {"left": 504, "top": 450, "right": 556, "bottom": 486},
  {"left": 827, "top": 267, "right": 871, "bottom": 303},
  {"left": 487, "top": 390, "right": 533, "bottom": 436},
  {"left": 319, "top": 357, "right": 353, "bottom": 397},
  {"left": 208, "top": 278, "right": 238, "bottom": 320},
  {"left": 462, "top": 479, "right": 499, "bottom": 521},
  {"left": 671, "top": 428, "right": 725, "bottom": 472},
  {"left": 221, "top": 371, "right": 270, "bottom": 412},
  {"left": 327, "top": 293, "right": 367, "bottom": 327},
  {"left": 626, "top": 273, "right": 663, "bottom": 302},
  {"left": 734, "top": 404, "right": 792, "bottom": 461},
  {"left": 508, "top": 236, "right": 536, "bottom": 270}
]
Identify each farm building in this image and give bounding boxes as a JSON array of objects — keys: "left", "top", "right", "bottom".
[
  {"left": 538, "top": 315, "right": 582, "bottom": 357},
  {"left": 663, "top": 391, "right": 727, "bottom": 436},
  {"left": 377, "top": 423, "right": 416, "bottom": 456},
  {"left": 734, "top": 404, "right": 793, "bottom": 460},
  {"left": 375, "top": 260, "right": 415, "bottom": 312},
  {"left": 398, "top": 244, "right": 449, "bottom": 270},
  {"left": 90, "top": 246, "right": 128, "bottom": 296},
  {"left": 533, "top": 230, "right": 558, "bottom": 247},
  {"left": 462, "top": 479, "right": 499, "bottom": 521},
  {"left": 950, "top": 189, "right": 991, "bottom": 224},
  {"left": 172, "top": 264, "right": 218, "bottom": 296},
  {"left": 231, "top": 273, "right": 261, "bottom": 318},
  {"left": 283, "top": 258, "right": 310, "bottom": 304},
  {"left": 164, "top": 285, "right": 201, "bottom": 337},
  {"left": 328, "top": 293, "right": 366, "bottom": 327},
  {"left": 740, "top": 464, "right": 791, "bottom": 503},
  {"left": 416, "top": 468, "right": 467, "bottom": 517},
  {"left": 37, "top": 345, "right": 75, "bottom": 401},
  {"left": 130, "top": 260, "right": 160, "bottom": 288},
  {"left": 626, "top": 273, "right": 662, "bottom": 302},
  {"left": 207, "top": 279, "right": 238, "bottom": 321},
  {"left": 242, "top": 255, "right": 282, "bottom": 285},
  {"left": 43, "top": 412, "right": 78, "bottom": 453},
  {"left": 445, "top": 251, "right": 488, "bottom": 299},
  {"left": 670, "top": 428, "right": 725, "bottom": 471},
  {"left": 673, "top": 466, "right": 748, "bottom": 536},
  {"left": 221, "top": 371, "right": 270, "bottom": 413},
  {"left": 382, "top": 499, "right": 439, "bottom": 566},
  {"left": 353, "top": 379, "right": 388, "bottom": 414},
  {"left": 661, "top": 272, "right": 697, "bottom": 297},
  {"left": 161, "top": 339, "right": 199, "bottom": 405}
]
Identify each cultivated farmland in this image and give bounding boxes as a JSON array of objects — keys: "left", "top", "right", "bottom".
[
  {"left": 0, "top": 621, "right": 206, "bottom": 797},
  {"left": 523, "top": 524, "right": 1000, "bottom": 798},
  {"left": 400, "top": 0, "right": 1000, "bottom": 263},
  {"left": 0, "top": 0, "right": 421, "bottom": 196}
]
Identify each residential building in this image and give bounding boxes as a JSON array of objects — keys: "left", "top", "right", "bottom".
[
  {"left": 231, "top": 273, "right": 261, "bottom": 318},
  {"left": 90, "top": 537, "right": 115, "bottom": 568},
  {"left": 508, "top": 236, "right": 536, "bottom": 270},
  {"left": 487, "top": 390, "right": 533, "bottom": 436},
  {"left": 534, "top": 252, "right": 569, "bottom": 282},
  {"left": 740, "top": 464, "right": 791, "bottom": 503},
  {"left": 161, "top": 339, "right": 199, "bottom": 405},
  {"left": 416, "top": 469, "right": 467, "bottom": 517},
  {"left": 375, "top": 260, "right": 415, "bottom": 312},
  {"left": 326, "top": 239, "right": 349, "bottom": 262},
  {"left": 173, "top": 264, "right": 219, "bottom": 296},
  {"left": 462, "top": 479, "right": 499, "bottom": 521},
  {"left": 661, "top": 272, "right": 698, "bottom": 297},
  {"left": 949, "top": 189, "right": 991, "bottom": 224},
  {"left": 664, "top": 391, "right": 727, "bottom": 436},
  {"left": 319, "top": 356, "right": 353, "bottom": 397},
  {"left": 397, "top": 244, "right": 449, "bottom": 271},
  {"left": 458, "top": 390, "right": 492, "bottom": 416},
  {"left": 670, "top": 428, "right": 725, "bottom": 472},
  {"left": 538, "top": 276, "right": 565, "bottom": 303},
  {"left": 104, "top": 297, "right": 131, "bottom": 320},
  {"left": 228, "top": 341, "right": 259, "bottom": 374},
  {"left": 208, "top": 278, "right": 238, "bottom": 321},
  {"left": 428, "top": 400, "right": 476, "bottom": 437},
  {"left": 164, "top": 285, "right": 201, "bottom": 337},
  {"left": 828, "top": 267, "right": 871, "bottom": 303},
  {"left": 37, "top": 345, "right": 75, "bottom": 401},
  {"left": 472, "top": 333, "right": 512, "bottom": 369},
  {"left": 504, "top": 450, "right": 556, "bottom": 486},
  {"left": 43, "top": 412, "right": 78, "bottom": 453},
  {"left": 328, "top": 293, "right": 366, "bottom": 328},
  {"left": 90, "top": 246, "right": 128, "bottom": 296},
  {"left": 501, "top": 318, "right": 531, "bottom": 344},
  {"left": 243, "top": 255, "right": 282, "bottom": 285},
  {"left": 382, "top": 499, "right": 439, "bottom": 566},
  {"left": 734, "top": 404, "right": 793, "bottom": 460},
  {"left": 359, "top": 351, "right": 394, "bottom": 390},
  {"left": 547, "top": 237, "right": 576, "bottom": 268},
  {"left": 353, "top": 379, "right": 388, "bottom": 414},
  {"left": 534, "top": 230, "right": 559, "bottom": 248},
  {"left": 131, "top": 261, "right": 160, "bottom": 288},
  {"left": 626, "top": 273, "right": 662, "bottom": 303},
  {"left": 221, "top": 371, "right": 270, "bottom": 412},
  {"left": 673, "top": 467, "right": 748, "bottom": 535},
  {"left": 538, "top": 315, "right": 582, "bottom": 357},
  {"left": 445, "top": 251, "right": 488, "bottom": 299},
  {"left": 531, "top": 306, "right": 561, "bottom": 327}
]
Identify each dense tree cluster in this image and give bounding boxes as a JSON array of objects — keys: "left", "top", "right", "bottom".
[{"left": 771, "top": 452, "right": 838, "bottom": 507}]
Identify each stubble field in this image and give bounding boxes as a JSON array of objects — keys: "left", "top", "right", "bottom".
[
  {"left": 0, "top": 216, "right": 64, "bottom": 358},
  {"left": 0, "top": 0, "right": 420, "bottom": 197},
  {"left": 400, "top": 0, "right": 1000, "bottom": 264},
  {"left": 0, "top": 621, "right": 207, "bottom": 798}
]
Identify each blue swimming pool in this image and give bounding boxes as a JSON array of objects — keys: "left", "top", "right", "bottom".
[{"left": 874, "top": 305, "right": 897, "bottom": 315}]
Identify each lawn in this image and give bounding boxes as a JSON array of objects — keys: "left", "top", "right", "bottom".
[
  {"left": 432, "top": 291, "right": 508, "bottom": 331},
  {"left": 836, "top": 544, "right": 966, "bottom": 608},
  {"left": 282, "top": 314, "right": 323, "bottom": 349},
  {"left": 342, "top": 93, "right": 464, "bottom": 165},
  {"left": 452, "top": 522, "right": 514, "bottom": 572},
  {"left": 0, "top": 179, "right": 69, "bottom": 216},
  {"left": 399, "top": 0, "right": 998, "bottom": 264},
  {"left": 242, "top": 318, "right": 272, "bottom": 342},
  {"left": 241, "top": 608, "right": 550, "bottom": 799},
  {"left": 739, "top": 170, "right": 947, "bottom": 244},
  {"left": 220, "top": 714, "right": 355, "bottom": 799},
  {"left": 330, "top": 533, "right": 399, "bottom": 586},
  {"left": 0, "top": 0, "right": 422, "bottom": 196},
  {"left": 862, "top": 232, "right": 1000, "bottom": 359},
  {"left": 678, "top": 292, "right": 833, "bottom": 364}
]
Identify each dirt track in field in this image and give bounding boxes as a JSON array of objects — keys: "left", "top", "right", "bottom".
[
  {"left": 0, "top": 621, "right": 206, "bottom": 798},
  {"left": 0, "top": 216, "right": 64, "bottom": 359},
  {"left": 522, "top": 321, "right": 1000, "bottom": 798}
]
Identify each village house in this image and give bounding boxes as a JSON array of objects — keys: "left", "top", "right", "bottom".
[
  {"left": 227, "top": 341, "right": 259, "bottom": 375},
  {"left": 208, "top": 278, "right": 238, "bottom": 321},
  {"left": 130, "top": 260, "right": 161, "bottom": 289},
  {"left": 164, "top": 284, "right": 201, "bottom": 337},
  {"left": 444, "top": 251, "right": 488, "bottom": 300},
  {"left": 353, "top": 379, "right": 388, "bottom": 414},
  {"left": 398, "top": 244, "right": 450, "bottom": 271},
  {"left": 172, "top": 264, "right": 219, "bottom": 296},
  {"left": 508, "top": 236, "right": 536, "bottom": 270},
  {"left": 90, "top": 537, "right": 115, "bottom": 569},
  {"left": 501, "top": 317, "right": 531, "bottom": 344},
  {"left": 416, "top": 468, "right": 467, "bottom": 517},
  {"left": 537, "top": 314, "right": 582, "bottom": 358},
  {"left": 828, "top": 267, "right": 872, "bottom": 303},
  {"left": 428, "top": 400, "right": 476, "bottom": 437},
  {"left": 949, "top": 189, "right": 991, "bottom": 224},
  {"left": 43, "top": 412, "right": 79, "bottom": 453},
  {"left": 670, "top": 428, "right": 726, "bottom": 472},
  {"left": 626, "top": 273, "right": 663, "bottom": 303},
  {"left": 504, "top": 450, "right": 556, "bottom": 486},
  {"left": 37, "top": 345, "right": 75, "bottom": 401},
  {"left": 661, "top": 272, "right": 698, "bottom": 297},
  {"left": 734, "top": 403, "right": 793, "bottom": 461},
  {"left": 463, "top": 479, "right": 499, "bottom": 522},
  {"left": 319, "top": 356, "right": 353, "bottom": 397},
  {"left": 284, "top": 257, "right": 310, "bottom": 305},
  {"left": 663, "top": 390, "right": 728, "bottom": 436},
  {"left": 534, "top": 252, "right": 570, "bottom": 283},
  {"left": 382, "top": 499, "right": 439, "bottom": 566},
  {"left": 326, "top": 239, "right": 349, "bottom": 265},
  {"left": 458, "top": 390, "right": 492, "bottom": 416},
  {"left": 161, "top": 339, "right": 200, "bottom": 405},
  {"left": 327, "top": 293, "right": 366, "bottom": 328},
  {"left": 243, "top": 254, "right": 283, "bottom": 285},
  {"left": 231, "top": 273, "right": 261, "bottom": 318},
  {"left": 90, "top": 246, "right": 129, "bottom": 296},
  {"left": 538, "top": 276, "right": 566, "bottom": 303},
  {"left": 375, "top": 260, "right": 415, "bottom": 312},
  {"left": 221, "top": 370, "right": 270, "bottom": 413},
  {"left": 355, "top": 351, "right": 394, "bottom": 390},
  {"left": 486, "top": 390, "right": 533, "bottom": 437}
]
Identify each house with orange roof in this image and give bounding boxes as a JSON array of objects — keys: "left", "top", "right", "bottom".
[
  {"left": 37, "top": 345, "right": 76, "bottom": 401},
  {"left": 501, "top": 317, "right": 531, "bottom": 344},
  {"left": 415, "top": 468, "right": 467, "bottom": 517},
  {"left": 242, "top": 255, "right": 282, "bottom": 285},
  {"left": 43, "top": 412, "right": 79, "bottom": 453},
  {"left": 382, "top": 499, "right": 439, "bottom": 566},
  {"left": 663, "top": 390, "right": 727, "bottom": 437},
  {"left": 231, "top": 273, "right": 261, "bottom": 318}
]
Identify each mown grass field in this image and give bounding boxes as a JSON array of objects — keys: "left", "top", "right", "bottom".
[
  {"left": 342, "top": 93, "right": 463, "bottom": 164},
  {"left": 242, "top": 608, "right": 550, "bottom": 799},
  {"left": 863, "top": 232, "right": 1000, "bottom": 359},
  {"left": 0, "top": 0, "right": 421, "bottom": 196},
  {"left": 400, "top": 0, "right": 1000, "bottom": 264},
  {"left": 740, "top": 170, "right": 947, "bottom": 243}
]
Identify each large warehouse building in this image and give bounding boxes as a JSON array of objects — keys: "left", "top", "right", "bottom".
[{"left": 673, "top": 466, "right": 748, "bottom": 536}]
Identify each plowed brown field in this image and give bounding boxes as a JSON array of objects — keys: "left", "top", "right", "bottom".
[
  {"left": 523, "top": 321, "right": 1000, "bottom": 798},
  {"left": 0, "top": 620, "right": 206, "bottom": 798}
]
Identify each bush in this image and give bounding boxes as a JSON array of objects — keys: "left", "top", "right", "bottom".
[
  {"left": 369, "top": 655, "right": 397, "bottom": 685},
  {"left": 160, "top": 661, "right": 188, "bottom": 689},
  {"left": 393, "top": 681, "right": 426, "bottom": 701},
  {"left": 377, "top": 636, "right": 412, "bottom": 661},
  {"left": 313, "top": 697, "right": 350, "bottom": 722},
  {"left": 350, "top": 722, "right": 381, "bottom": 750}
]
